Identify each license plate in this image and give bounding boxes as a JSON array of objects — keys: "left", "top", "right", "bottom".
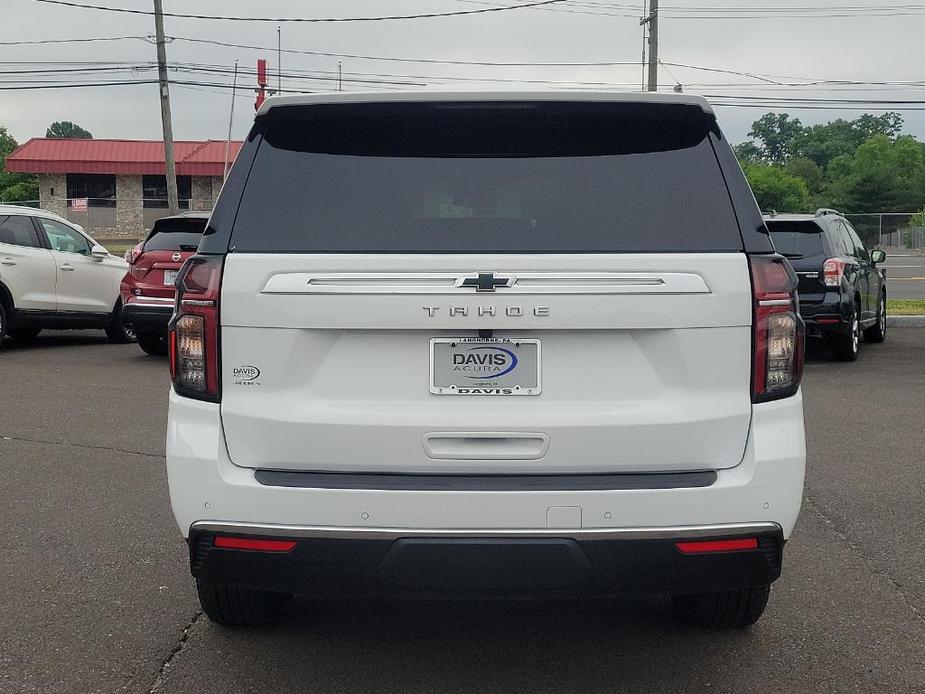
[
  {"left": 430, "top": 338, "right": 541, "bottom": 396},
  {"left": 163, "top": 270, "right": 178, "bottom": 286}
]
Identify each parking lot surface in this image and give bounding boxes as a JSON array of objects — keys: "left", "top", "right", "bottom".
[
  {"left": 1, "top": 330, "right": 923, "bottom": 693},
  {"left": 883, "top": 252, "right": 925, "bottom": 300}
]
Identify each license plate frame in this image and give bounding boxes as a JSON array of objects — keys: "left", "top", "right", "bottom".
[
  {"left": 163, "top": 270, "right": 179, "bottom": 286},
  {"left": 430, "top": 337, "right": 541, "bottom": 396}
]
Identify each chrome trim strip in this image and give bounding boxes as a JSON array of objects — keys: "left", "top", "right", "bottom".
[
  {"left": 758, "top": 299, "right": 792, "bottom": 307},
  {"left": 190, "top": 520, "right": 781, "bottom": 542},
  {"left": 126, "top": 301, "right": 174, "bottom": 309},
  {"left": 260, "top": 271, "right": 711, "bottom": 296}
]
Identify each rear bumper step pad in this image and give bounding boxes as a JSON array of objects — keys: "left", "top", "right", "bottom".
[{"left": 253, "top": 469, "right": 717, "bottom": 491}]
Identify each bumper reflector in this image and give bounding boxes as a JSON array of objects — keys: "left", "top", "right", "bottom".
[
  {"left": 675, "top": 538, "right": 759, "bottom": 554},
  {"left": 213, "top": 536, "right": 297, "bottom": 552}
]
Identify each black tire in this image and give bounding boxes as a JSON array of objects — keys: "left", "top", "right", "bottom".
[
  {"left": 829, "top": 303, "right": 860, "bottom": 362},
  {"left": 8, "top": 327, "right": 41, "bottom": 340},
  {"left": 105, "top": 302, "right": 137, "bottom": 344},
  {"left": 672, "top": 584, "right": 771, "bottom": 629},
  {"left": 863, "top": 293, "right": 886, "bottom": 343},
  {"left": 136, "top": 331, "right": 168, "bottom": 356},
  {"left": 0, "top": 301, "right": 7, "bottom": 347},
  {"left": 196, "top": 580, "right": 291, "bottom": 628}
]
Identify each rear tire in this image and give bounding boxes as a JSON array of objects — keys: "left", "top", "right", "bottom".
[
  {"left": 196, "top": 580, "right": 292, "bottom": 628},
  {"left": 0, "top": 302, "right": 7, "bottom": 347},
  {"left": 136, "top": 331, "right": 168, "bottom": 356},
  {"left": 829, "top": 303, "right": 860, "bottom": 362},
  {"left": 672, "top": 584, "right": 771, "bottom": 629},
  {"left": 105, "top": 302, "right": 136, "bottom": 344},
  {"left": 863, "top": 293, "right": 886, "bottom": 343},
  {"left": 8, "top": 327, "right": 41, "bottom": 340}
]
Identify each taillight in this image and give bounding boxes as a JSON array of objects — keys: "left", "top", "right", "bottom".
[
  {"left": 125, "top": 243, "right": 143, "bottom": 265},
  {"left": 750, "top": 254, "right": 804, "bottom": 403},
  {"left": 168, "top": 255, "right": 223, "bottom": 401},
  {"left": 823, "top": 257, "right": 845, "bottom": 287}
]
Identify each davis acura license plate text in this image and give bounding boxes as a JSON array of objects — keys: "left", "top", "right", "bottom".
[{"left": 430, "top": 338, "right": 541, "bottom": 396}]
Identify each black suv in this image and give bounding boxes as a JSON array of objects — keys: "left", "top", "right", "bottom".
[{"left": 765, "top": 209, "right": 886, "bottom": 361}]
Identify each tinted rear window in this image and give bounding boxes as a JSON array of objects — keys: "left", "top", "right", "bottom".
[
  {"left": 229, "top": 102, "right": 742, "bottom": 253},
  {"left": 767, "top": 221, "right": 825, "bottom": 258},
  {"left": 144, "top": 217, "right": 206, "bottom": 252}
]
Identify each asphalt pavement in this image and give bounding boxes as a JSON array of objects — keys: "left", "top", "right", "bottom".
[
  {"left": 882, "top": 251, "right": 925, "bottom": 300},
  {"left": 1, "top": 329, "right": 923, "bottom": 693}
]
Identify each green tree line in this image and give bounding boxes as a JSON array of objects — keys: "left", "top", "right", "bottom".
[{"left": 734, "top": 112, "right": 925, "bottom": 221}]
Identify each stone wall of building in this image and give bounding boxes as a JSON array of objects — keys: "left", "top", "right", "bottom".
[
  {"left": 38, "top": 174, "right": 67, "bottom": 217},
  {"left": 115, "top": 175, "right": 144, "bottom": 234},
  {"left": 191, "top": 176, "right": 213, "bottom": 211}
]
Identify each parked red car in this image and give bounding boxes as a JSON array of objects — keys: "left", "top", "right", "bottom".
[{"left": 121, "top": 212, "right": 209, "bottom": 355}]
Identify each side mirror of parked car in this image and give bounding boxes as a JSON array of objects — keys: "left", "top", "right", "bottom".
[
  {"left": 870, "top": 249, "right": 887, "bottom": 264},
  {"left": 90, "top": 244, "right": 109, "bottom": 262}
]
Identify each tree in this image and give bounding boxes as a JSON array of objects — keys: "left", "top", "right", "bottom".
[
  {"left": 827, "top": 134, "right": 925, "bottom": 213},
  {"left": 748, "top": 113, "right": 803, "bottom": 164},
  {"left": 0, "top": 125, "right": 39, "bottom": 203},
  {"left": 732, "top": 141, "right": 763, "bottom": 165},
  {"left": 46, "top": 121, "right": 92, "bottom": 139},
  {"left": 743, "top": 164, "right": 811, "bottom": 213}
]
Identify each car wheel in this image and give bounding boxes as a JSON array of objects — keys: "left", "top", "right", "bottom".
[
  {"left": 829, "top": 303, "right": 860, "bottom": 362},
  {"left": 0, "top": 302, "right": 7, "bottom": 347},
  {"left": 105, "top": 302, "right": 137, "bottom": 344},
  {"left": 863, "top": 293, "right": 886, "bottom": 344},
  {"left": 136, "top": 331, "right": 168, "bottom": 356},
  {"left": 196, "top": 580, "right": 292, "bottom": 628},
  {"left": 672, "top": 584, "right": 770, "bottom": 629},
  {"left": 8, "top": 327, "right": 41, "bottom": 340}
]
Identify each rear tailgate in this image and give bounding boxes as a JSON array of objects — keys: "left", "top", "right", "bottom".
[
  {"left": 214, "top": 98, "right": 759, "bottom": 475},
  {"left": 220, "top": 253, "right": 752, "bottom": 473}
]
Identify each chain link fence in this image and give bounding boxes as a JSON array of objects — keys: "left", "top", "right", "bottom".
[{"left": 844, "top": 213, "right": 925, "bottom": 250}]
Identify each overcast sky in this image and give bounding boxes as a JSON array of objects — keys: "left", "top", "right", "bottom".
[{"left": 2, "top": 0, "right": 925, "bottom": 146}]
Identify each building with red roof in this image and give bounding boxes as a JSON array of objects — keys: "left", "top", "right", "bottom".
[{"left": 4, "top": 138, "right": 242, "bottom": 234}]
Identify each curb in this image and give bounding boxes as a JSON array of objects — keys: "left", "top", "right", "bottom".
[{"left": 887, "top": 315, "right": 925, "bottom": 327}]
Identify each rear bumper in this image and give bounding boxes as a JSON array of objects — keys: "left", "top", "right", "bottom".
[
  {"left": 189, "top": 522, "right": 784, "bottom": 598},
  {"left": 122, "top": 301, "right": 173, "bottom": 334},
  {"left": 798, "top": 292, "right": 849, "bottom": 336},
  {"left": 167, "top": 390, "right": 805, "bottom": 596}
]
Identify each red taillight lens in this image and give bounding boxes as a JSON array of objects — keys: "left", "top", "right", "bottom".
[
  {"left": 675, "top": 538, "right": 759, "bottom": 554},
  {"left": 823, "top": 257, "right": 845, "bottom": 287},
  {"left": 213, "top": 536, "right": 297, "bottom": 552},
  {"left": 750, "top": 254, "right": 804, "bottom": 403},
  {"left": 168, "top": 255, "right": 223, "bottom": 401}
]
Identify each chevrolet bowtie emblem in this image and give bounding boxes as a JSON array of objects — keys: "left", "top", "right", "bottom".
[{"left": 458, "top": 272, "right": 513, "bottom": 292}]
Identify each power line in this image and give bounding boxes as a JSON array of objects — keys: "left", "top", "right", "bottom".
[
  {"left": 0, "top": 35, "right": 144, "bottom": 46},
  {"left": 168, "top": 36, "right": 642, "bottom": 67},
  {"left": 32, "top": 0, "right": 569, "bottom": 22}
]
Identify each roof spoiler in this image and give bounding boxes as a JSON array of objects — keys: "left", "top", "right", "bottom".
[{"left": 815, "top": 208, "right": 841, "bottom": 217}]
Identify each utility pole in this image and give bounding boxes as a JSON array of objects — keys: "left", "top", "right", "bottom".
[
  {"left": 277, "top": 26, "right": 282, "bottom": 94},
  {"left": 643, "top": 0, "right": 659, "bottom": 92},
  {"left": 639, "top": 0, "right": 648, "bottom": 91},
  {"left": 153, "top": 0, "right": 179, "bottom": 214}
]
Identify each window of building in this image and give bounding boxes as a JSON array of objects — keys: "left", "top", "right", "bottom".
[
  {"left": 142, "top": 175, "right": 191, "bottom": 209},
  {"left": 66, "top": 174, "right": 116, "bottom": 208}
]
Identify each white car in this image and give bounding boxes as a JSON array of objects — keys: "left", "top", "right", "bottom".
[
  {"left": 166, "top": 91, "right": 806, "bottom": 629},
  {"left": 0, "top": 205, "right": 134, "bottom": 344}
]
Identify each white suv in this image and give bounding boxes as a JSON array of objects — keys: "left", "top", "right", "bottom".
[
  {"left": 0, "top": 205, "right": 133, "bottom": 344},
  {"left": 166, "top": 92, "right": 806, "bottom": 629}
]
